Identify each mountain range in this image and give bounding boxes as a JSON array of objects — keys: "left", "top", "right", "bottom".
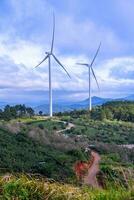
[
  {"left": 34, "top": 94, "right": 134, "bottom": 114},
  {"left": 1, "top": 94, "right": 134, "bottom": 114}
]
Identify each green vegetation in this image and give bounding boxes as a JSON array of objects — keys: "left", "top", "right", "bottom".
[
  {"left": 66, "top": 117, "right": 134, "bottom": 144},
  {"left": 92, "top": 101, "right": 134, "bottom": 122},
  {"left": 0, "top": 104, "right": 34, "bottom": 121},
  {"left": 0, "top": 175, "right": 133, "bottom": 200},
  {"left": 59, "top": 102, "right": 134, "bottom": 145},
  {"left": 27, "top": 119, "right": 66, "bottom": 131},
  {"left": 0, "top": 126, "right": 86, "bottom": 181},
  {"left": 0, "top": 101, "right": 134, "bottom": 199},
  {"left": 58, "top": 101, "right": 134, "bottom": 122}
]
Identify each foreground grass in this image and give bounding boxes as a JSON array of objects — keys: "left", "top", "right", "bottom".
[{"left": 0, "top": 175, "right": 133, "bottom": 200}]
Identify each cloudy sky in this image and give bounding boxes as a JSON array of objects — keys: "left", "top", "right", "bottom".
[{"left": 0, "top": 0, "right": 134, "bottom": 105}]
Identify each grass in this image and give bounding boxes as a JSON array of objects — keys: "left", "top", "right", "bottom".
[
  {"left": 9, "top": 116, "right": 45, "bottom": 123},
  {"left": 0, "top": 174, "right": 133, "bottom": 200},
  {"left": 64, "top": 116, "right": 134, "bottom": 144},
  {"left": 6, "top": 117, "right": 67, "bottom": 133},
  {"left": 27, "top": 119, "right": 66, "bottom": 131}
]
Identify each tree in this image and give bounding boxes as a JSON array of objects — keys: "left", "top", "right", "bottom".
[
  {"left": 105, "top": 109, "right": 113, "bottom": 120},
  {"left": 100, "top": 110, "right": 106, "bottom": 121},
  {"left": 26, "top": 107, "right": 34, "bottom": 117},
  {"left": 39, "top": 111, "right": 43, "bottom": 116},
  {"left": 3, "top": 105, "right": 12, "bottom": 120},
  {"left": 0, "top": 104, "right": 35, "bottom": 120}
]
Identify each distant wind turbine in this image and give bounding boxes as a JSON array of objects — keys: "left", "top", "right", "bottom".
[
  {"left": 35, "top": 14, "right": 71, "bottom": 117},
  {"left": 76, "top": 43, "right": 101, "bottom": 111}
]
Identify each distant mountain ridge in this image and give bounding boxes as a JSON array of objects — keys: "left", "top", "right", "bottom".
[
  {"left": 1, "top": 94, "right": 134, "bottom": 114},
  {"left": 34, "top": 95, "right": 134, "bottom": 114},
  {"left": 124, "top": 94, "right": 134, "bottom": 101},
  {"left": 34, "top": 96, "right": 108, "bottom": 113}
]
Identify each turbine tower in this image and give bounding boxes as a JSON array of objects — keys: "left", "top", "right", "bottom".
[
  {"left": 77, "top": 43, "right": 101, "bottom": 111},
  {"left": 35, "top": 14, "right": 71, "bottom": 117}
]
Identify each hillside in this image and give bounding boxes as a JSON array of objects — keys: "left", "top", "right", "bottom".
[{"left": 0, "top": 101, "right": 133, "bottom": 199}]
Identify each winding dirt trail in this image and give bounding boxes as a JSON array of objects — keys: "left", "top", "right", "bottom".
[
  {"left": 74, "top": 151, "right": 102, "bottom": 188},
  {"left": 83, "top": 151, "right": 101, "bottom": 188},
  {"left": 50, "top": 119, "right": 75, "bottom": 134},
  {"left": 56, "top": 121, "right": 75, "bottom": 133},
  {"left": 53, "top": 120, "right": 102, "bottom": 188}
]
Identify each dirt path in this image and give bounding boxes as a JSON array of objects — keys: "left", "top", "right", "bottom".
[
  {"left": 119, "top": 144, "right": 134, "bottom": 149},
  {"left": 57, "top": 122, "right": 75, "bottom": 133},
  {"left": 54, "top": 120, "right": 75, "bottom": 134},
  {"left": 36, "top": 117, "right": 75, "bottom": 134},
  {"left": 83, "top": 151, "right": 101, "bottom": 188}
]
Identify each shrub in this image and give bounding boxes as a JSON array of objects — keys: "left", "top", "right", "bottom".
[{"left": 38, "top": 124, "right": 44, "bottom": 130}]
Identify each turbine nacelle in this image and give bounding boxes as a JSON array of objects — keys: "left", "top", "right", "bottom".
[
  {"left": 76, "top": 63, "right": 89, "bottom": 67},
  {"left": 45, "top": 52, "right": 51, "bottom": 55}
]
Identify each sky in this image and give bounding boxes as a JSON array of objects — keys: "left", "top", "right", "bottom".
[{"left": 0, "top": 0, "right": 134, "bottom": 105}]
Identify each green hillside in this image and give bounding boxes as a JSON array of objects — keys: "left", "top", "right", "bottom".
[{"left": 0, "top": 102, "right": 133, "bottom": 199}]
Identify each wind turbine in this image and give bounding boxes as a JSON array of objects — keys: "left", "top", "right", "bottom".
[
  {"left": 76, "top": 43, "right": 101, "bottom": 111},
  {"left": 35, "top": 14, "right": 71, "bottom": 117}
]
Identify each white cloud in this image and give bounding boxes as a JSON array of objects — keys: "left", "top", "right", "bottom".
[
  {"left": 0, "top": 31, "right": 134, "bottom": 99},
  {"left": 0, "top": 0, "right": 134, "bottom": 102},
  {"left": 0, "top": 0, "right": 125, "bottom": 58}
]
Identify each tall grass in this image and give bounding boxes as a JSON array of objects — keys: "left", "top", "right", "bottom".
[{"left": 0, "top": 174, "right": 133, "bottom": 200}]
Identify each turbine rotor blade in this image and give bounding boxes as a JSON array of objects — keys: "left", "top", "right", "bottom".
[
  {"left": 51, "top": 13, "right": 55, "bottom": 53},
  {"left": 90, "top": 42, "right": 101, "bottom": 67},
  {"left": 90, "top": 66, "right": 100, "bottom": 90},
  {"left": 35, "top": 55, "right": 49, "bottom": 68},
  {"left": 52, "top": 54, "right": 71, "bottom": 78}
]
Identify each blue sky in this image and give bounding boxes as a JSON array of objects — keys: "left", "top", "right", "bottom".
[{"left": 0, "top": 0, "right": 134, "bottom": 104}]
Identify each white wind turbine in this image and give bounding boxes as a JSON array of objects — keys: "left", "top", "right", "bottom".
[
  {"left": 77, "top": 43, "right": 101, "bottom": 111},
  {"left": 35, "top": 14, "right": 71, "bottom": 117}
]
